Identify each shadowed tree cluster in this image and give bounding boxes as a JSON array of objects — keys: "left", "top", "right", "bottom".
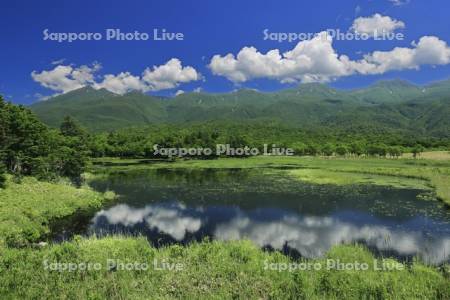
[
  {"left": 84, "top": 122, "right": 442, "bottom": 159},
  {"left": 0, "top": 97, "right": 89, "bottom": 182}
]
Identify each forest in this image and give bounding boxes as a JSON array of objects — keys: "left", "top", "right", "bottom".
[
  {"left": 0, "top": 96, "right": 88, "bottom": 183},
  {"left": 3, "top": 94, "right": 449, "bottom": 186}
]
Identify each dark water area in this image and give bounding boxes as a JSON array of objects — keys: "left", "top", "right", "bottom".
[{"left": 79, "top": 168, "right": 450, "bottom": 264}]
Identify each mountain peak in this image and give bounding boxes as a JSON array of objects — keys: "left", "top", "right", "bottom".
[
  {"left": 63, "top": 86, "right": 115, "bottom": 96},
  {"left": 41, "top": 86, "right": 117, "bottom": 103},
  {"left": 294, "top": 82, "right": 341, "bottom": 97},
  {"left": 232, "top": 88, "right": 260, "bottom": 95},
  {"left": 372, "top": 79, "right": 416, "bottom": 89}
]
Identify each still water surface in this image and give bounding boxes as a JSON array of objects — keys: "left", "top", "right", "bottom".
[{"left": 85, "top": 168, "right": 450, "bottom": 264}]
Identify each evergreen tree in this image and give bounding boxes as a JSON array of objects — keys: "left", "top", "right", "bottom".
[
  {"left": 0, "top": 163, "right": 6, "bottom": 188},
  {"left": 60, "top": 116, "right": 87, "bottom": 138}
]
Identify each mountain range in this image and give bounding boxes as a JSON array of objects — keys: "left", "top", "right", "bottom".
[{"left": 29, "top": 79, "right": 450, "bottom": 136}]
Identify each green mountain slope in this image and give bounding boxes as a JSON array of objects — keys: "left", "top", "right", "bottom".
[
  {"left": 29, "top": 80, "right": 450, "bottom": 136},
  {"left": 30, "top": 87, "right": 166, "bottom": 131},
  {"left": 348, "top": 80, "right": 423, "bottom": 104}
]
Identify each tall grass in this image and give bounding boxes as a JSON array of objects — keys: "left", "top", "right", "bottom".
[
  {"left": 0, "top": 176, "right": 112, "bottom": 247},
  {"left": 0, "top": 237, "right": 448, "bottom": 299}
]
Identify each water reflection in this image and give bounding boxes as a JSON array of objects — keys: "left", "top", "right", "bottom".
[
  {"left": 214, "top": 212, "right": 450, "bottom": 265},
  {"left": 91, "top": 202, "right": 450, "bottom": 264},
  {"left": 92, "top": 203, "right": 202, "bottom": 241},
  {"left": 87, "top": 168, "right": 450, "bottom": 265}
]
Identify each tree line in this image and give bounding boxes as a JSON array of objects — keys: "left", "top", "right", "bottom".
[
  {"left": 89, "top": 122, "right": 439, "bottom": 159},
  {"left": 1, "top": 97, "right": 447, "bottom": 187}
]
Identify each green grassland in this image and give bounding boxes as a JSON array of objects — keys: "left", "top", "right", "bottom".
[
  {"left": 0, "top": 176, "right": 114, "bottom": 247},
  {"left": 1, "top": 236, "right": 449, "bottom": 299}
]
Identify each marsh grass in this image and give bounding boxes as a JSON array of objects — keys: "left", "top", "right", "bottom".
[
  {"left": 288, "top": 168, "right": 430, "bottom": 190},
  {"left": 92, "top": 155, "right": 450, "bottom": 205},
  {"left": 0, "top": 236, "right": 448, "bottom": 299},
  {"left": 0, "top": 176, "right": 112, "bottom": 247}
]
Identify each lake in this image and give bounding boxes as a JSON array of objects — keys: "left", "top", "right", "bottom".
[{"left": 84, "top": 168, "right": 450, "bottom": 265}]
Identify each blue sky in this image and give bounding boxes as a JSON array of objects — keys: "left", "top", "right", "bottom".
[{"left": 1, "top": 0, "right": 450, "bottom": 104}]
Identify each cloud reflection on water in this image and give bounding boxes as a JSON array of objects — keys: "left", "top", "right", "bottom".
[
  {"left": 92, "top": 203, "right": 202, "bottom": 241},
  {"left": 91, "top": 202, "right": 450, "bottom": 264}
]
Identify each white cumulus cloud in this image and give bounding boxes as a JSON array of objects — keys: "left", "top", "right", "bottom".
[
  {"left": 209, "top": 32, "right": 450, "bottom": 83},
  {"left": 31, "top": 63, "right": 101, "bottom": 93},
  {"left": 32, "top": 59, "right": 201, "bottom": 95},
  {"left": 352, "top": 36, "right": 450, "bottom": 74},
  {"left": 142, "top": 58, "right": 201, "bottom": 91},
  {"left": 94, "top": 72, "right": 147, "bottom": 94},
  {"left": 351, "top": 13, "right": 405, "bottom": 37},
  {"left": 209, "top": 32, "right": 353, "bottom": 83}
]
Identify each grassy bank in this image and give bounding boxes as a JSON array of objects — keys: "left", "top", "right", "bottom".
[
  {"left": 0, "top": 236, "right": 448, "bottom": 299},
  {"left": 92, "top": 155, "right": 450, "bottom": 205},
  {"left": 0, "top": 176, "right": 113, "bottom": 247}
]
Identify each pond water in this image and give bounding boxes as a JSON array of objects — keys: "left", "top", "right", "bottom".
[{"left": 84, "top": 168, "right": 450, "bottom": 265}]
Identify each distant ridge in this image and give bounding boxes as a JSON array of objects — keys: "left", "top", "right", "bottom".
[{"left": 29, "top": 80, "right": 450, "bottom": 136}]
